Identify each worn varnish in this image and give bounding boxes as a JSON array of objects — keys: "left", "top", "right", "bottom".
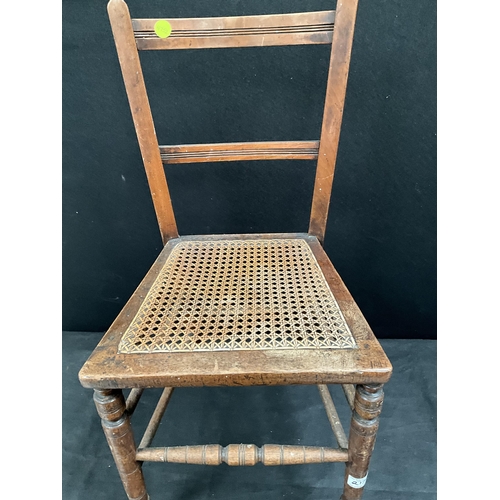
[
  {"left": 79, "top": 1, "right": 391, "bottom": 499},
  {"left": 108, "top": 0, "right": 178, "bottom": 244},
  {"left": 79, "top": 233, "right": 391, "bottom": 389},
  {"left": 318, "top": 384, "right": 349, "bottom": 449},
  {"left": 341, "top": 384, "right": 385, "bottom": 500},
  {"left": 136, "top": 444, "right": 348, "bottom": 465},
  {"left": 125, "top": 388, "right": 143, "bottom": 416},
  {"left": 94, "top": 389, "right": 148, "bottom": 500},
  {"left": 342, "top": 383, "right": 356, "bottom": 410},
  {"left": 132, "top": 11, "right": 335, "bottom": 50},
  {"left": 159, "top": 141, "right": 319, "bottom": 164},
  {"left": 309, "top": 0, "right": 360, "bottom": 243},
  {"left": 138, "top": 387, "right": 174, "bottom": 450}
]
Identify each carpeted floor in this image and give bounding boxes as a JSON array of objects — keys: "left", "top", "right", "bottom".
[{"left": 63, "top": 333, "right": 436, "bottom": 499}]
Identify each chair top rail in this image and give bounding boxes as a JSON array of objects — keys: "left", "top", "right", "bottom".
[{"left": 132, "top": 10, "right": 335, "bottom": 50}]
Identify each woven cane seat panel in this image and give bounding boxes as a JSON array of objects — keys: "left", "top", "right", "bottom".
[{"left": 118, "top": 239, "right": 357, "bottom": 353}]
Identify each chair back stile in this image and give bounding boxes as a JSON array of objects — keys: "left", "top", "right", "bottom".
[{"left": 108, "top": 0, "right": 179, "bottom": 244}]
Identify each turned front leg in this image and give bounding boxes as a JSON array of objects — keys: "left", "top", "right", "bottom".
[
  {"left": 341, "top": 384, "right": 384, "bottom": 500},
  {"left": 94, "top": 389, "right": 148, "bottom": 500}
]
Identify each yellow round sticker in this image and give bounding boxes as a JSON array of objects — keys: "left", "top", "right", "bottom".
[{"left": 154, "top": 20, "right": 172, "bottom": 38}]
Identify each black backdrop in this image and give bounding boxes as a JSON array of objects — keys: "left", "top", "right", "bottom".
[{"left": 62, "top": 0, "right": 436, "bottom": 339}]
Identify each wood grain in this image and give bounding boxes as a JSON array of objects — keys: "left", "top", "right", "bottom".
[
  {"left": 94, "top": 389, "right": 148, "bottom": 500},
  {"left": 82, "top": 3, "right": 392, "bottom": 499},
  {"left": 341, "top": 384, "right": 384, "bottom": 500},
  {"left": 136, "top": 444, "right": 348, "bottom": 465},
  {"left": 108, "top": 0, "right": 178, "bottom": 244},
  {"left": 159, "top": 141, "right": 319, "bottom": 164},
  {"left": 309, "top": 0, "right": 359, "bottom": 243},
  {"left": 132, "top": 11, "right": 335, "bottom": 50},
  {"left": 138, "top": 387, "right": 174, "bottom": 449},
  {"left": 317, "top": 384, "right": 348, "bottom": 448},
  {"left": 78, "top": 233, "right": 392, "bottom": 389},
  {"left": 342, "top": 383, "right": 356, "bottom": 410},
  {"left": 125, "top": 388, "right": 144, "bottom": 416}
]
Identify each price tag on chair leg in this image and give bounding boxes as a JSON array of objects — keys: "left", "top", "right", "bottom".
[{"left": 347, "top": 474, "right": 368, "bottom": 489}]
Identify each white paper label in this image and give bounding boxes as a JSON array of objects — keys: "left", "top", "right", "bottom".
[{"left": 347, "top": 474, "right": 368, "bottom": 489}]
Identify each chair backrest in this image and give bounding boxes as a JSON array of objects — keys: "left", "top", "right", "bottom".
[{"left": 107, "top": 0, "right": 359, "bottom": 245}]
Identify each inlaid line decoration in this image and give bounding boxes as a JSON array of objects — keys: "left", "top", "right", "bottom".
[
  {"left": 131, "top": 11, "right": 335, "bottom": 50},
  {"left": 159, "top": 141, "right": 319, "bottom": 164},
  {"left": 135, "top": 23, "right": 334, "bottom": 39},
  {"left": 118, "top": 239, "right": 356, "bottom": 353}
]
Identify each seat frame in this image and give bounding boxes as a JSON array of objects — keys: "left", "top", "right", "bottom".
[{"left": 78, "top": 1, "right": 392, "bottom": 499}]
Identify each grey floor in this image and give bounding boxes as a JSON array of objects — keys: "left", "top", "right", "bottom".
[{"left": 63, "top": 333, "right": 436, "bottom": 500}]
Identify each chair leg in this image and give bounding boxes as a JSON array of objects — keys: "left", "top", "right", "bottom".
[
  {"left": 340, "top": 384, "right": 384, "bottom": 500},
  {"left": 94, "top": 389, "right": 149, "bottom": 500}
]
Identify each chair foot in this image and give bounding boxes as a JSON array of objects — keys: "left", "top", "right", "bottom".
[
  {"left": 340, "top": 384, "right": 384, "bottom": 500},
  {"left": 94, "top": 389, "right": 148, "bottom": 500}
]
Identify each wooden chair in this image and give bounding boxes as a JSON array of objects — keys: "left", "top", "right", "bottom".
[{"left": 78, "top": 1, "right": 392, "bottom": 499}]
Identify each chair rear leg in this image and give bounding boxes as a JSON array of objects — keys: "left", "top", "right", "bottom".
[
  {"left": 341, "top": 384, "right": 384, "bottom": 500},
  {"left": 94, "top": 389, "right": 149, "bottom": 500}
]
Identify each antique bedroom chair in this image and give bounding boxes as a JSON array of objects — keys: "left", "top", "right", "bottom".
[{"left": 78, "top": 1, "right": 392, "bottom": 499}]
